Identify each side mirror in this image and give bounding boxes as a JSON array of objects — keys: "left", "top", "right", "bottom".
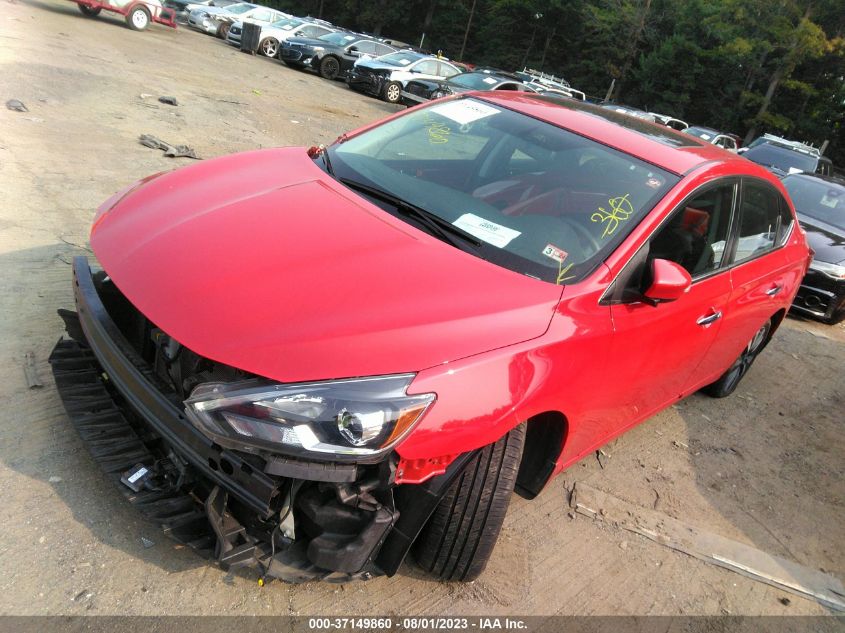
[
  {"left": 643, "top": 259, "right": 691, "bottom": 306},
  {"left": 347, "top": 45, "right": 358, "bottom": 53}
]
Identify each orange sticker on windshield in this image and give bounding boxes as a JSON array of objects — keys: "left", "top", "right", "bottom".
[{"left": 542, "top": 244, "right": 568, "bottom": 263}]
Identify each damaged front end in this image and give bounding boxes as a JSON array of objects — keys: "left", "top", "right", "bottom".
[{"left": 50, "top": 257, "right": 471, "bottom": 583}]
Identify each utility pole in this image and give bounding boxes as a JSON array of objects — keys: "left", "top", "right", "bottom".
[
  {"left": 458, "top": 0, "right": 477, "bottom": 62},
  {"left": 604, "top": 78, "right": 615, "bottom": 103}
]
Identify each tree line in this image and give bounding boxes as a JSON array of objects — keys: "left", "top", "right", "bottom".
[{"left": 273, "top": 0, "right": 845, "bottom": 167}]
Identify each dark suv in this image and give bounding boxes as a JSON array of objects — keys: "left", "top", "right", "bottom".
[{"left": 743, "top": 141, "right": 833, "bottom": 178}]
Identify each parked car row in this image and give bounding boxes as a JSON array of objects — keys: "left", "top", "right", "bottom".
[{"left": 186, "top": 4, "right": 841, "bottom": 326}]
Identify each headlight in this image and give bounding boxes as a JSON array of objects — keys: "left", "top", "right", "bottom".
[
  {"left": 432, "top": 89, "right": 449, "bottom": 99},
  {"left": 312, "top": 46, "right": 324, "bottom": 52},
  {"left": 184, "top": 374, "right": 434, "bottom": 462},
  {"left": 809, "top": 260, "right": 845, "bottom": 280}
]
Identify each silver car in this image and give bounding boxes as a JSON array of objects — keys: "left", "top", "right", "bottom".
[
  {"left": 227, "top": 16, "right": 335, "bottom": 57},
  {"left": 188, "top": 2, "right": 284, "bottom": 38}
]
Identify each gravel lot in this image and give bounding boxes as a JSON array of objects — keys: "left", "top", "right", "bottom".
[{"left": 1, "top": 0, "right": 843, "bottom": 617}]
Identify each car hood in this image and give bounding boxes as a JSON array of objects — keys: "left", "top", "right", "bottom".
[
  {"left": 285, "top": 36, "right": 333, "bottom": 49},
  {"left": 799, "top": 216, "right": 845, "bottom": 265},
  {"left": 90, "top": 148, "right": 562, "bottom": 383}
]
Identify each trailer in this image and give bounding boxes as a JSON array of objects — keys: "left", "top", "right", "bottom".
[{"left": 73, "top": 0, "right": 176, "bottom": 30}]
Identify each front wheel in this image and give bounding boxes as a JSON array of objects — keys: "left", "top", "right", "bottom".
[
  {"left": 383, "top": 81, "right": 402, "bottom": 103},
  {"left": 78, "top": 3, "right": 101, "bottom": 16},
  {"left": 259, "top": 37, "right": 278, "bottom": 57},
  {"left": 412, "top": 424, "right": 525, "bottom": 581},
  {"left": 319, "top": 55, "right": 341, "bottom": 80},
  {"left": 126, "top": 4, "right": 150, "bottom": 30},
  {"left": 701, "top": 318, "right": 772, "bottom": 398},
  {"left": 216, "top": 22, "right": 230, "bottom": 39}
]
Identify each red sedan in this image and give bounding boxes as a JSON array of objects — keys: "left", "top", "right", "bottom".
[{"left": 51, "top": 93, "right": 809, "bottom": 583}]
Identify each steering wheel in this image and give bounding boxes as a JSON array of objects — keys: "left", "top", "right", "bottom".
[{"left": 557, "top": 216, "right": 602, "bottom": 256}]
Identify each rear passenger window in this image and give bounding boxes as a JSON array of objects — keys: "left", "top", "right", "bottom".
[
  {"left": 649, "top": 183, "right": 735, "bottom": 278},
  {"left": 732, "top": 181, "right": 790, "bottom": 263}
]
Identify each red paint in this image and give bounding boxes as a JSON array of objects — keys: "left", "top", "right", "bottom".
[{"left": 91, "top": 96, "right": 809, "bottom": 487}]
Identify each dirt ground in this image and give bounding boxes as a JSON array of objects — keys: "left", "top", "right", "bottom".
[{"left": 1, "top": 0, "right": 843, "bottom": 618}]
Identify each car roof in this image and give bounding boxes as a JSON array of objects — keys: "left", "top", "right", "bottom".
[{"left": 471, "top": 92, "right": 758, "bottom": 176}]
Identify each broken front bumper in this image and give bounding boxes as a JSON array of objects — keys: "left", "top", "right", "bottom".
[{"left": 50, "top": 257, "right": 473, "bottom": 582}]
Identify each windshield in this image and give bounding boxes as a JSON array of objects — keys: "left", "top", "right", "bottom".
[
  {"left": 783, "top": 176, "right": 845, "bottom": 231},
  {"left": 376, "top": 52, "right": 421, "bottom": 67},
  {"left": 226, "top": 3, "right": 254, "bottom": 14},
  {"left": 271, "top": 17, "right": 301, "bottom": 28},
  {"left": 449, "top": 74, "right": 504, "bottom": 90},
  {"left": 744, "top": 144, "right": 817, "bottom": 174},
  {"left": 685, "top": 127, "right": 718, "bottom": 141},
  {"left": 329, "top": 98, "right": 678, "bottom": 285},
  {"left": 320, "top": 32, "right": 357, "bottom": 45}
]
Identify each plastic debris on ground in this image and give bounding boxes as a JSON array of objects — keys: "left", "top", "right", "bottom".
[{"left": 139, "top": 134, "right": 199, "bottom": 159}]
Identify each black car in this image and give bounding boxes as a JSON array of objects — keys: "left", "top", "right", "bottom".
[
  {"left": 279, "top": 32, "right": 397, "bottom": 80},
  {"left": 743, "top": 142, "right": 834, "bottom": 178},
  {"left": 782, "top": 173, "right": 845, "bottom": 323},
  {"left": 400, "top": 71, "right": 528, "bottom": 106}
]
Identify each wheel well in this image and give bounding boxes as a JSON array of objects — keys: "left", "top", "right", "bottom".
[
  {"left": 514, "top": 411, "right": 567, "bottom": 500},
  {"left": 760, "top": 308, "right": 787, "bottom": 353}
]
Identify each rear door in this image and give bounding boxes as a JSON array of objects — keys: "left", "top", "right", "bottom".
[{"left": 708, "top": 178, "right": 801, "bottom": 377}]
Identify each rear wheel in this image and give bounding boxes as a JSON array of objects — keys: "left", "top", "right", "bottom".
[
  {"left": 259, "top": 37, "right": 278, "bottom": 57},
  {"left": 319, "top": 56, "right": 341, "bottom": 80},
  {"left": 78, "top": 3, "right": 101, "bottom": 16},
  {"left": 413, "top": 424, "right": 525, "bottom": 581},
  {"left": 701, "top": 318, "right": 772, "bottom": 398},
  {"left": 126, "top": 5, "right": 150, "bottom": 30},
  {"left": 383, "top": 81, "right": 402, "bottom": 103}
]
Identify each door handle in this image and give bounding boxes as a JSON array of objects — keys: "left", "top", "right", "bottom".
[
  {"left": 766, "top": 285, "right": 783, "bottom": 297},
  {"left": 696, "top": 310, "right": 722, "bottom": 326}
]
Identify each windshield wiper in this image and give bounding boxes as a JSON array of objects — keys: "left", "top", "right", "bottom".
[{"left": 338, "top": 178, "right": 482, "bottom": 250}]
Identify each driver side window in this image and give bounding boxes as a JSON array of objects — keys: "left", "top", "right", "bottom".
[{"left": 649, "top": 182, "right": 735, "bottom": 278}]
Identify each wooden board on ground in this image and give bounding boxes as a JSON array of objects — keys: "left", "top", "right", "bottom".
[{"left": 572, "top": 482, "right": 845, "bottom": 612}]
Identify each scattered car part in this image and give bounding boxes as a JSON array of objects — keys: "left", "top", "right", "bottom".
[
  {"left": 138, "top": 133, "right": 198, "bottom": 158},
  {"left": 6, "top": 99, "right": 28, "bottom": 112}
]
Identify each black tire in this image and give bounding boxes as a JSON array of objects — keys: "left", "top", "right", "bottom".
[
  {"left": 701, "top": 318, "right": 772, "bottom": 398},
  {"left": 78, "top": 3, "right": 101, "bottom": 16},
  {"left": 413, "top": 424, "right": 525, "bottom": 581},
  {"left": 125, "top": 4, "right": 150, "bottom": 30},
  {"left": 383, "top": 80, "right": 402, "bottom": 103},
  {"left": 319, "top": 55, "right": 341, "bottom": 80},
  {"left": 216, "top": 22, "right": 230, "bottom": 39},
  {"left": 258, "top": 37, "right": 278, "bottom": 58}
]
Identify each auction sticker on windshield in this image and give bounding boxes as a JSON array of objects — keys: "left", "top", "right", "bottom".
[
  {"left": 453, "top": 213, "right": 520, "bottom": 247},
  {"left": 430, "top": 100, "right": 500, "bottom": 126}
]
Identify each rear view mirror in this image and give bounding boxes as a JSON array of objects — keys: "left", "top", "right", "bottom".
[{"left": 643, "top": 259, "right": 691, "bottom": 305}]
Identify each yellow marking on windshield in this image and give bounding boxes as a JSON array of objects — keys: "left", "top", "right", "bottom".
[
  {"left": 591, "top": 193, "right": 634, "bottom": 238},
  {"left": 556, "top": 261, "right": 575, "bottom": 285},
  {"left": 424, "top": 113, "right": 450, "bottom": 144}
]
